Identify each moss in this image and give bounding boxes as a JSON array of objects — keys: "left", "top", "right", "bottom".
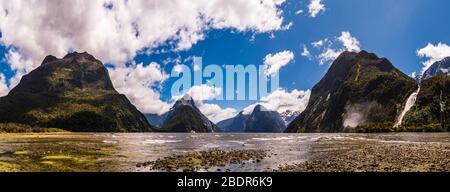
[
  {"left": 0, "top": 161, "right": 21, "bottom": 172},
  {"left": 189, "top": 157, "right": 203, "bottom": 165},
  {"left": 42, "top": 155, "right": 88, "bottom": 163},
  {"left": 41, "top": 161, "right": 56, "bottom": 165},
  {"left": 13, "top": 150, "right": 29, "bottom": 155}
]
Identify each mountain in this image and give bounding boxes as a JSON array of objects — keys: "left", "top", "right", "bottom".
[
  {"left": 401, "top": 75, "right": 449, "bottom": 131},
  {"left": 216, "top": 112, "right": 249, "bottom": 132},
  {"left": 154, "top": 95, "right": 220, "bottom": 132},
  {"left": 286, "top": 51, "right": 417, "bottom": 133},
  {"left": 279, "top": 110, "right": 301, "bottom": 125},
  {"left": 0, "top": 52, "right": 153, "bottom": 132},
  {"left": 144, "top": 113, "right": 167, "bottom": 127},
  {"left": 245, "top": 105, "right": 286, "bottom": 133},
  {"left": 421, "top": 57, "right": 450, "bottom": 80},
  {"left": 217, "top": 105, "right": 285, "bottom": 133}
]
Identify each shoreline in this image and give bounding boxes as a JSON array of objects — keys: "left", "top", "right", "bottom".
[
  {"left": 277, "top": 140, "right": 450, "bottom": 172},
  {"left": 0, "top": 133, "right": 449, "bottom": 172}
]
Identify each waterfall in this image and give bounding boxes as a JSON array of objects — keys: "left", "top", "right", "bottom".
[{"left": 394, "top": 86, "right": 421, "bottom": 128}]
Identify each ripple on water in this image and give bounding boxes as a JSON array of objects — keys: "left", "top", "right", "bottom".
[
  {"left": 102, "top": 140, "right": 118, "bottom": 144},
  {"left": 141, "top": 139, "right": 183, "bottom": 145},
  {"left": 252, "top": 136, "right": 294, "bottom": 141}
]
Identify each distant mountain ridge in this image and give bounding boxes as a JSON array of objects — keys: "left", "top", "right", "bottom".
[
  {"left": 217, "top": 105, "right": 286, "bottom": 133},
  {"left": 216, "top": 112, "right": 249, "bottom": 132},
  {"left": 421, "top": 57, "right": 450, "bottom": 80},
  {"left": 280, "top": 110, "right": 301, "bottom": 125}
]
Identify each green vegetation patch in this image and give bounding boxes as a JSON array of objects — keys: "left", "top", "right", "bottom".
[
  {"left": 42, "top": 155, "right": 88, "bottom": 163},
  {"left": 0, "top": 123, "right": 66, "bottom": 133},
  {"left": 13, "top": 150, "right": 29, "bottom": 155},
  {"left": 0, "top": 161, "right": 21, "bottom": 172}
]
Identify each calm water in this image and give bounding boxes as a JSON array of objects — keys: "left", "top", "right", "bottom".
[{"left": 0, "top": 133, "right": 449, "bottom": 172}]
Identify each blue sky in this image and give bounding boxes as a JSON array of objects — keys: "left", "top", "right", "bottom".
[
  {"left": 134, "top": 0, "right": 450, "bottom": 111},
  {"left": 0, "top": 0, "right": 449, "bottom": 121}
]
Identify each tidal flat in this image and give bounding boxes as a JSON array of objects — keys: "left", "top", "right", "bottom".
[{"left": 0, "top": 133, "right": 448, "bottom": 172}]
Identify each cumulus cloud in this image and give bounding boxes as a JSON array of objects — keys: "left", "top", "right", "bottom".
[
  {"left": 242, "top": 89, "right": 311, "bottom": 115},
  {"left": 301, "top": 45, "right": 312, "bottom": 59},
  {"left": 306, "top": 31, "right": 361, "bottom": 65},
  {"left": 263, "top": 50, "right": 294, "bottom": 76},
  {"left": 318, "top": 48, "right": 341, "bottom": 65},
  {"left": 0, "top": 73, "right": 8, "bottom": 97},
  {"left": 338, "top": 31, "right": 361, "bottom": 52},
  {"left": 173, "top": 84, "right": 222, "bottom": 101},
  {"left": 308, "top": 0, "right": 326, "bottom": 18},
  {"left": 0, "top": 0, "right": 289, "bottom": 68},
  {"left": 172, "top": 84, "right": 236, "bottom": 123},
  {"left": 0, "top": 0, "right": 289, "bottom": 114},
  {"left": 108, "top": 62, "right": 171, "bottom": 115},
  {"left": 417, "top": 42, "right": 450, "bottom": 73},
  {"left": 311, "top": 40, "right": 324, "bottom": 48},
  {"left": 197, "top": 103, "right": 237, "bottom": 123}
]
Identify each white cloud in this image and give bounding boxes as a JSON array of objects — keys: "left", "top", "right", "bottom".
[
  {"left": 108, "top": 62, "right": 171, "bottom": 115},
  {"left": 409, "top": 72, "right": 417, "bottom": 79},
  {"left": 338, "top": 31, "right": 361, "bottom": 52},
  {"left": 318, "top": 48, "right": 341, "bottom": 65},
  {"left": 301, "top": 45, "right": 312, "bottom": 59},
  {"left": 0, "top": 0, "right": 290, "bottom": 114},
  {"left": 197, "top": 103, "right": 237, "bottom": 123},
  {"left": 173, "top": 84, "right": 222, "bottom": 101},
  {"left": 173, "top": 64, "right": 184, "bottom": 74},
  {"left": 0, "top": 73, "right": 8, "bottom": 97},
  {"left": 309, "top": 31, "right": 361, "bottom": 65},
  {"left": 243, "top": 89, "right": 311, "bottom": 115},
  {"left": 263, "top": 50, "right": 294, "bottom": 76},
  {"left": 0, "top": 0, "right": 289, "bottom": 69},
  {"left": 308, "top": 0, "right": 325, "bottom": 18},
  {"left": 417, "top": 42, "right": 450, "bottom": 73},
  {"left": 4, "top": 49, "right": 36, "bottom": 90},
  {"left": 311, "top": 40, "right": 324, "bottom": 48},
  {"left": 295, "top": 10, "right": 304, "bottom": 15}
]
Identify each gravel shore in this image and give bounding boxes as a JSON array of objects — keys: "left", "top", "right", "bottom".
[
  {"left": 137, "top": 149, "right": 267, "bottom": 172},
  {"left": 278, "top": 142, "right": 450, "bottom": 172}
]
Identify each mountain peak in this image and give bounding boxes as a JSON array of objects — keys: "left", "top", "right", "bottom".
[
  {"left": 63, "top": 51, "right": 98, "bottom": 62},
  {"left": 245, "top": 105, "right": 285, "bottom": 133},
  {"left": 355, "top": 50, "right": 379, "bottom": 60},
  {"left": 41, "top": 55, "right": 58, "bottom": 65},
  {"left": 253, "top": 104, "right": 268, "bottom": 112},
  {"left": 158, "top": 94, "right": 220, "bottom": 133},
  {"left": 174, "top": 94, "right": 196, "bottom": 108}
]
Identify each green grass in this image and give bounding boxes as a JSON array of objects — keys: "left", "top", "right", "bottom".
[{"left": 0, "top": 123, "right": 66, "bottom": 133}]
